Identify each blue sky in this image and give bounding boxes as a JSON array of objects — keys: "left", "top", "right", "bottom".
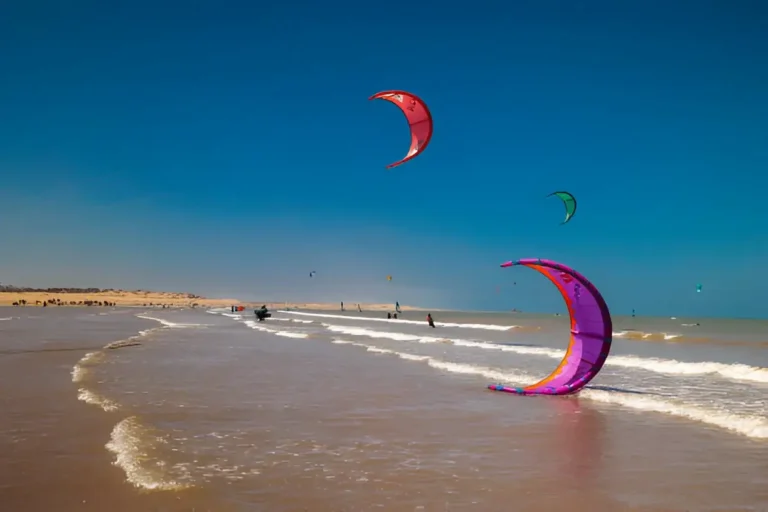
[{"left": 1, "top": 1, "right": 766, "bottom": 317}]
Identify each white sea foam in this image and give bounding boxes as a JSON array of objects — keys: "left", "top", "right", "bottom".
[
  {"left": 322, "top": 324, "right": 768, "bottom": 385},
  {"left": 77, "top": 388, "right": 120, "bottom": 412},
  {"left": 279, "top": 310, "right": 515, "bottom": 331},
  {"left": 614, "top": 330, "right": 680, "bottom": 340},
  {"left": 330, "top": 338, "right": 768, "bottom": 439},
  {"left": 243, "top": 320, "right": 308, "bottom": 339},
  {"left": 71, "top": 330, "right": 152, "bottom": 385},
  {"left": 136, "top": 314, "right": 208, "bottom": 328},
  {"left": 106, "top": 417, "right": 191, "bottom": 490},
  {"left": 271, "top": 317, "right": 314, "bottom": 324}
]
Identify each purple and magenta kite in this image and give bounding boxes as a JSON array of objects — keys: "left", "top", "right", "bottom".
[{"left": 488, "top": 258, "right": 613, "bottom": 396}]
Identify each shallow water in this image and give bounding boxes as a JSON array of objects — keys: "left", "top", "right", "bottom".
[{"left": 2, "top": 306, "right": 767, "bottom": 511}]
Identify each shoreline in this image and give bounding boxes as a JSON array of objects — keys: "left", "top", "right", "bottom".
[
  {"left": 240, "top": 302, "right": 429, "bottom": 312},
  {"left": 0, "top": 291, "right": 429, "bottom": 312},
  {"left": 0, "top": 291, "right": 236, "bottom": 308}
]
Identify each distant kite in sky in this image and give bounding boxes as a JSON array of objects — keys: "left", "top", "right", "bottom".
[
  {"left": 309, "top": 271, "right": 316, "bottom": 278},
  {"left": 495, "top": 282, "right": 517, "bottom": 293},
  {"left": 696, "top": 284, "right": 702, "bottom": 293},
  {"left": 489, "top": 258, "right": 613, "bottom": 396},
  {"left": 369, "top": 90, "right": 433, "bottom": 169},
  {"left": 548, "top": 191, "right": 577, "bottom": 224},
  {"left": 387, "top": 275, "right": 392, "bottom": 282}
]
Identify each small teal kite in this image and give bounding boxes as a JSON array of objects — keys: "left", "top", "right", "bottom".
[{"left": 548, "top": 191, "right": 577, "bottom": 224}]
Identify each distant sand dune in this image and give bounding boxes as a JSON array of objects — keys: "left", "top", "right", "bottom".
[
  {"left": 0, "top": 291, "right": 425, "bottom": 311},
  {"left": 0, "top": 291, "right": 236, "bottom": 308}
]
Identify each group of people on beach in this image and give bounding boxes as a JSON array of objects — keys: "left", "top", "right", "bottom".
[{"left": 11, "top": 299, "right": 118, "bottom": 307}]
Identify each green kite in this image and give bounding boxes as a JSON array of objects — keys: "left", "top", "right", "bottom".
[{"left": 548, "top": 191, "right": 577, "bottom": 224}]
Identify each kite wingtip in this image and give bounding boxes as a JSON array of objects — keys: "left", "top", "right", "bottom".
[
  {"left": 369, "top": 91, "right": 391, "bottom": 100},
  {"left": 500, "top": 261, "right": 515, "bottom": 268}
]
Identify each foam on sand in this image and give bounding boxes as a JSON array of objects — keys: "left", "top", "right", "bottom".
[
  {"left": 322, "top": 324, "right": 768, "bottom": 386},
  {"left": 135, "top": 314, "right": 209, "bottom": 329},
  {"left": 329, "top": 338, "right": 768, "bottom": 440},
  {"left": 243, "top": 320, "right": 308, "bottom": 339},
  {"left": 279, "top": 310, "right": 515, "bottom": 331},
  {"left": 106, "top": 416, "right": 192, "bottom": 491},
  {"left": 78, "top": 388, "right": 120, "bottom": 412},
  {"left": 68, "top": 318, "right": 197, "bottom": 492}
]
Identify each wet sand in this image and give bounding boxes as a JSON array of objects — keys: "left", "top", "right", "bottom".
[
  {"left": 0, "top": 308, "right": 229, "bottom": 511},
  {"left": 2, "top": 307, "right": 767, "bottom": 511}
]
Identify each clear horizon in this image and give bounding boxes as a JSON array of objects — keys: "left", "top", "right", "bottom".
[{"left": 1, "top": 1, "right": 766, "bottom": 318}]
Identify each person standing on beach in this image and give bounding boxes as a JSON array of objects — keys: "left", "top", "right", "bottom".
[
  {"left": 340, "top": 301, "right": 344, "bottom": 311},
  {"left": 427, "top": 313, "right": 435, "bottom": 328}
]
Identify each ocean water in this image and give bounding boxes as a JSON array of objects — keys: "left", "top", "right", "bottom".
[{"left": 2, "top": 306, "right": 767, "bottom": 511}]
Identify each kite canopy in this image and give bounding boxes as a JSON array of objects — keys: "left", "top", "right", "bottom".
[
  {"left": 548, "top": 191, "right": 577, "bottom": 224},
  {"left": 369, "top": 90, "right": 433, "bottom": 169},
  {"left": 489, "top": 258, "right": 612, "bottom": 396}
]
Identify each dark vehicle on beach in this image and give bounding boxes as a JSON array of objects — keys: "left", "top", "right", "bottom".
[{"left": 255, "top": 305, "right": 271, "bottom": 322}]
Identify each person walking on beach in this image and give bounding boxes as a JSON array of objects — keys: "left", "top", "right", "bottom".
[{"left": 427, "top": 313, "right": 435, "bottom": 328}]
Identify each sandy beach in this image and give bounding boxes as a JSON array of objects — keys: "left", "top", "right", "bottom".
[
  {"left": 0, "top": 290, "right": 425, "bottom": 313},
  {"left": 0, "top": 290, "right": 236, "bottom": 308}
]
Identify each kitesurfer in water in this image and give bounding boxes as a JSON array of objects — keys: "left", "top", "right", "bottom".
[
  {"left": 255, "top": 305, "right": 270, "bottom": 322},
  {"left": 427, "top": 313, "right": 435, "bottom": 328}
]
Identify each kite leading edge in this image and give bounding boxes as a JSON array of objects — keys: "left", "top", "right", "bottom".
[
  {"left": 488, "top": 258, "right": 613, "bottom": 396},
  {"left": 369, "top": 90, "right": 433, "bottom": 169},
  {"left": 548, "top": 191, "right": 577, "bottom": 224}
]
